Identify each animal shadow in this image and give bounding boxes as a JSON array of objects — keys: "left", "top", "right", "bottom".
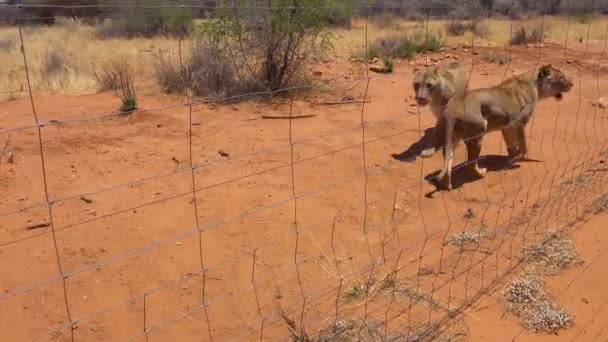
[
  {"left": 424, "top": 154, "right": 528, "bottom": 195},
  {"left": 391, "top": 127, "right": 435, "bottom": 162}
]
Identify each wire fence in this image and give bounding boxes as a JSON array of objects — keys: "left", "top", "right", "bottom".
[{"left": 1, "top": 2, "right": 608, "bottom": 341}]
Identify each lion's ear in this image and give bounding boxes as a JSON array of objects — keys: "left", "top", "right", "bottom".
[{"left": 539, "top": 64, "right": 552, "bottom": 78}]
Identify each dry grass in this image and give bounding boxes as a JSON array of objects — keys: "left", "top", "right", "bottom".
[
  {"left": 0, "top": 23, "right": 179, "bottom": 94},
  {"left": 1, "top": 16, "right": 608, "bottom": 94},
  {"left": 444, "top": 225, "right": 487, "bottom": 247},
  {"left": 503, "top": 275, "right": 574, "bottom": 334},
  {"left": 479, "top": 52, "right": 511, "bottom": 65},
  {"left": 522, "top": 233, "right": 583, "bottom": 275}
]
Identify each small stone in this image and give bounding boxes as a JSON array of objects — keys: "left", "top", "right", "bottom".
[{"left": 592, "top": 97, "right": 608, "bottom": 109}]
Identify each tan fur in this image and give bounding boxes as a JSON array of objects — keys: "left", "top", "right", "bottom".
[
  {"left": 412, "top": 62, "right": 468, "bottom": 157},
  {"left": 436, "top": 64, "right": 573, "bottom": 191}
]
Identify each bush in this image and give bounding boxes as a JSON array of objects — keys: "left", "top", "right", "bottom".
[
  {"left": 446, "top": 20, "right": 490, "bottom": 38},
  {"left": 384, "top": 58, "right": 394, "bottom": 73},
  {"left": 152, "top": 40, "right": 239, "bottom": 98},
  {"left": 570, "top": 11, "right": 597, "bottom": 24},
  {"left": 446, "top": 21, "right": 467, "bottom": 36},
  {"left": 364, "top": 31, "right": 444, "bottom": 61},
  {"left": 198, "top": 0, "right": 341, "bottom": 95},
  {"left": 469, "top": 20, "right": 491, "bottom": 38},
  {"left": 480, "top": 52, "right": 510, "bottom": 65},
  {"left": 510, "top": 25, "right": 548, "bottom": 45},
  {"left": 42, "top": 49, "right": 70, "bottom": 76},
  {"left": 92, "top": 54, "right": 137, "bottom": 113},
  {"left": 323, "top": 0, "right": 357, "bottom": 28},
  {"left": 92, "top": 58, "right": 124, "bottom": 91},
  {"left": 0, "top": 39, "right": 15, "bottom": 53},
  {"left": 96, "top": 0, "right": 193, "bottom": 38},
  {"left": 373, "top": 13, "right": 399, "bottom": 30}
]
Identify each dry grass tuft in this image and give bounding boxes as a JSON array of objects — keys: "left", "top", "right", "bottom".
[
  {"left": 151, "top": 40, "right": 240, "bottom": 98},
  {"left": 480, "top": 52, "right": 511, "bottom": 65},
  {"left": 445, "top": 20, "right": 490, "bottom": 38},
  {"left": 522, "top": 234, "right": 583, "bottom": 275},
  {"left": 509, "top": 22, "right": 550, "bottom": 45},
  {"left": 276, "top": 300, "right": 396, "bottom": 342},
  {"left": 444, "top": 229, "right": 484, "bottom": 247},
  {"left": 504, "top": 275, "right": 573, "bottom": 334}
]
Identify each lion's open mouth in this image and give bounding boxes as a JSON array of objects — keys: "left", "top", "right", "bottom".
[{"left": 415, "top": 98, "right": 430, "bottom": 106}]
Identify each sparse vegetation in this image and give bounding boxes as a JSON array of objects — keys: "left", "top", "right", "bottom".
[
  {"left": 343, "top": 281, "right": 364, "bottom": 299},
  {"left": 504, "top": 275, "right": 574, "bottom": 334},
  {"left": 0, "top": 39, "right": 14, "bottom": 53},
  {"left": 570, "top": 11, "right": 597, "bottom": 24},
  {"left": 445, "top": 20, "right": 490, "bottom": 38},
  {"left": 444, "top": 229, "right": 484, "bottom": 246},
  {"left": 276, "top": 301, "right": 390, "bottom": 342},
  {"left": 152, "top": 39, "right": 239, "bottom": 98},
  {"left": 95, "top": 1, "right": 194, "bottom": 39},
  {"left": 95, "top": 54, "right": 138, "bottom": 113},
  {"left": 522, "top": 234, "right": 583, "bottom": 275},
  {"left": 196, "top": 0, "right": 346, "bottom": 96},
  {"left": 373, "top": 13, "right": 399, "bottom": 30},
  {"left": 363, "top": 31, "right": 444, "bottom": 61},
  {"left": 480, "top": 52, "right": 510, "bottom": 64},
  {"left": 510, "top": 23, "right": 549, "bottom": 45},
  {"left": 446, "top": 21, "right": 468, "bottom": 37},
  {"left": 383, "top": 58, "right": 394, "bottom": 73}
]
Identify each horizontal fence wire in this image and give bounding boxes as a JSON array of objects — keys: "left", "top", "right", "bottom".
[{"left": 1, "top": 3, "right": 608, "bottom": 342}]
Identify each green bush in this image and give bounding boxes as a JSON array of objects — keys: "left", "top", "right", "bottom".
[
  {"left": 364, "top": 31, "right": 444, "bottom": 61},
  {"left": 198, "top": 0, "right": 346, "bottom": 95}
]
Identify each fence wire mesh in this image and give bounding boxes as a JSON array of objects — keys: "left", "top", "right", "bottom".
[{"left": 1, "top": 2, "right": 608, "bottom": 342}]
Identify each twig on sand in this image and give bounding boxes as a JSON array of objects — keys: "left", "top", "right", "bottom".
[{"left": 261, "top": 114, "right": 317, "bottom": 120}]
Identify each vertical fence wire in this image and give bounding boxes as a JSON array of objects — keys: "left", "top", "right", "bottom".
[
  {"left": 2, "top": 3, "right": 608, "bottom": 341},
  {"left": 17, "top": 23, "right": 75, "bottom": 342}
]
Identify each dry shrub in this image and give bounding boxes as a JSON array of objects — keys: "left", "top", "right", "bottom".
[
  {"left": 95, "top": 2, "right": 194, "bottom": 39},
  {"left": 480, "top": 52, "right": 510, "bottom": 65},
  {"left": 92, "top": 58, "right": 123, "bottom": 91},
  {"left": 510, "top": 24, "right": 549, "bottom": 45},
  {"left": 504, "top": 275, "right": 573, "bottom": 334},
  {"left": 522, "top": 234, "right": 583, "bottom": 275},
  {"left": 276, "top": 299, "right": 393, "bottom": 342},
  {"left": 373, "top": 13, "right": 399, "bottom": 30},
  {"left": 469, "top": 20, "right": 490, "bottom": 38},
  {"left": 152, "top": 40, "right": 239, "bottom": 98},
  {"left": 92, "top": 55, "right": 137, "bottom": 113},
  {"left": 364, "top": 31, "right": 444, "bottom": 61},
  {"left": 445, "top": 20, "right": 490, "bottom": 38},
  {"left": 444, "top": 230, "right": 483, "bottom": 246},
  {"left": 36, "top": 47, "right": 90, "bottom": 91},
  {"left": 446, "top": 21, "right": 467, "bottom": 36},
  {"left": 201, "top": 1, "right": 338, "bottom": 94},
  {"left": 0, "top": 39, "right": 14, "bottom": 53},
  {"left": 42, "top": 49, "right": 71, "bottom": 77}
]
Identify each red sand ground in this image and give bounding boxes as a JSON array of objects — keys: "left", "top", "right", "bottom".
[{"left": 1, "top": 42, "right": 608, "bottom": 341}]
